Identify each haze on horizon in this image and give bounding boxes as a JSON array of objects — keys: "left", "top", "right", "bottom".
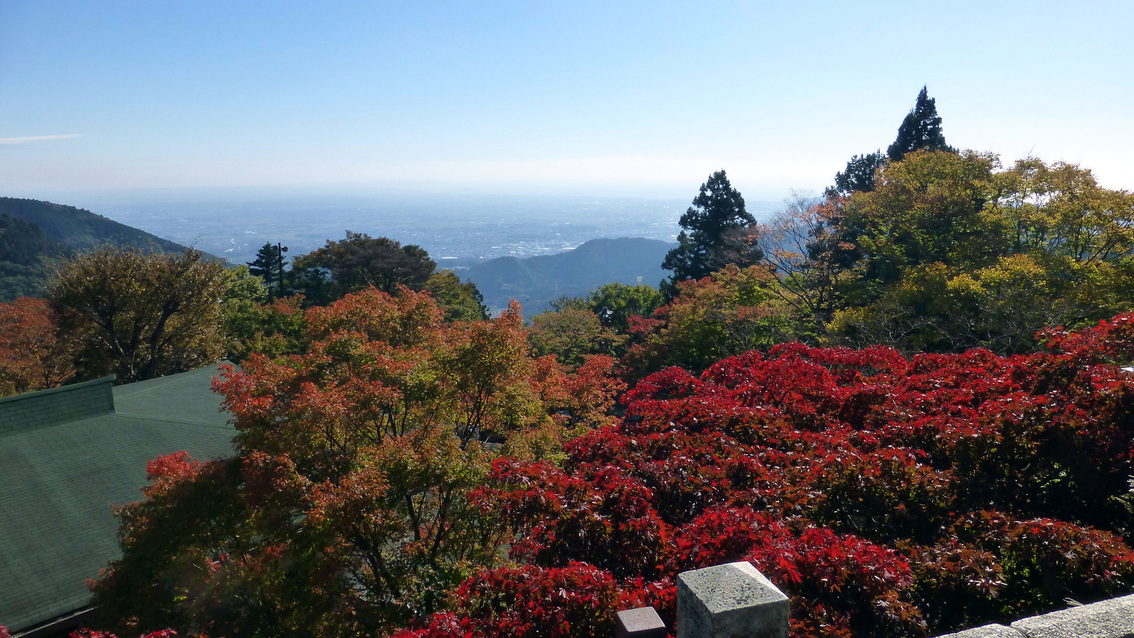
[{"left": 1, "top": 1, "right": 1132, "bottom": 204}]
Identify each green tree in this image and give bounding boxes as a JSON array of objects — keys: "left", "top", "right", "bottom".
[
  {"left": 291, "top": 232, "right": 436, "bottom": 306},
  {"left": 887, "top": 86, "right": 952, "bottom": 162},
  {"left": 584, "top": 282, "right": 665, "bottom": 333},
  {"left": 0, "top": 213, "right": 69, "bottom": 301},
  {"left": 827, "top": 87, "right": 952, "bottom": 199},
  {"left": 625, "top": 264, "right": 795, "bottom": 375},
  {"left": 827, "top": 155, "right": 1134, "bottom": 354},
  {"left": 526, "top": 283, "right": 661, "bottom": 367},
  {"left": 424, "top": 269, "right": 488, "bottom": 322},
  {"left": 221, "top": 266, "right": 307, "bottom": 362},
  {"left": 828, "top": 151, "right": 887, "bottom": 197},
  {"left": 663, "top": 170, "right": 761, "bottom": 285},
  {"left": 841, "top": 150, "right": 999, "bottom": 295},
  {"left": 988, "top": 158, "right": 1134, "bottom": 265},
  {"left": 528, "top": 307, "right": 623, "bottom": 368},
  {"left": 48, "top": 248, "right": 230, "bottom": 383},
  {"left": 247, "top": 242, "right": 289, "bottom": 300}
]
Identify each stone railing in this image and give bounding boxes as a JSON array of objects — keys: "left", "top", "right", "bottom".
[
  {"left": 615, "top": 561, "right": 1134, "bottom": 638},
  {"left": 934, "top": 597, "right": 1134, "bottom": 638}
]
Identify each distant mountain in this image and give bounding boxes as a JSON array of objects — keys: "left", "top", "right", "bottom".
[
  {"left": 0, "top": 197, "right": 191, "bottom": 254},
  {"left": 465, "top": 237, "right": 675, "bottom": 316},
  {"left": 0, "top": 197, "right": 201, "bottom": 301}
]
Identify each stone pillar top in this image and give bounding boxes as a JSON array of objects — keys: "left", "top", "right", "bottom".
[
  {"left": 677, "top": 561, "right": 789, "bottom": 638},
  {"left": 615, "top": 606, "right": 667, "bottom": 638}
]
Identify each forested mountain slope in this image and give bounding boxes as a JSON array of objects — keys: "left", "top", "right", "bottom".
[
  {"left": 0, "top": 197, "right": 188, "bottom": 254},
  {"left": 0, "top": 213, "right": 68, "bottom": 300},
  {"left": 0, "top": 197, "right": 198, "bottom": 301}
]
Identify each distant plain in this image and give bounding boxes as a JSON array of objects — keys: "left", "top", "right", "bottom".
[{"left": 71, "top": 190, "right": 781, "bottom": 269}]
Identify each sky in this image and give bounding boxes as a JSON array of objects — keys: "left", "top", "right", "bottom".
[{"left": 1, "top": 1, "right": 1132, "bottom": 202}]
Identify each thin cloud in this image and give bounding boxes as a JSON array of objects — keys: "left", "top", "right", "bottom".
[{"left": 0, "top": 134, "right": 84, "bottom": 145}]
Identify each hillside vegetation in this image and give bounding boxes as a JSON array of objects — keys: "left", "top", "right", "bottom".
[
  {"left": 0, "top": 197, "right": 188, "bottom": 254},
  {"left": 0, "top": 197, "right": 199, "bottom": 301},
  {"left": 0, "top": 213, "right": 66, "bottom": 300}
]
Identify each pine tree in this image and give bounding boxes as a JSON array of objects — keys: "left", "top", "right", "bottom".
[
  {"left": 887, "top": 86, "right": 952, "bottom": 162},
  {"left": 827, "top": 87, "right": 954, "bottom": 198},
  {"left": 247, "top": 242, "right": 288, "bottom": 299},
  {"left": 663, "top": 170, "right": 760, "bottom": 284},
  {"left": 827, "top": 151, "right": 887, "bottom": 198}
]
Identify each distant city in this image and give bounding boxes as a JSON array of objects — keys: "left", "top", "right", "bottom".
[{"left": 75, "top": 191, "right": 781, "bottom": 268}]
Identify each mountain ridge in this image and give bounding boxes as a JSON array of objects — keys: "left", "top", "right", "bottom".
[
  {"left": 464, "top": 237, "right": 674, "bottom": 316},
  {"left": 0, "top": 197, "right": 203, "bottom": 301},
  {"left": 0, "top": 197, "right": 192, "bottom": 254}
]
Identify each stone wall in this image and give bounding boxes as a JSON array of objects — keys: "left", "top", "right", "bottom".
[{"left": 936, "top": 595, "right": 1134, "bottom": 638}]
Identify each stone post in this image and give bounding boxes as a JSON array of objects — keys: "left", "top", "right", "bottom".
[
  {"left": 676, "top": 561, "right": 789, "bottom": 638},
  {"left": 615, "top": 606, "right": 668, "bottom": 638}
]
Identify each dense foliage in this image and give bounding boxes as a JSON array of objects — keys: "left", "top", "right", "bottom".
[
  {"left": 0, "top": 213, "right": 66, "bottom": 300},
  {"left": 291, "top": 231, "right": 437, "bottom": 305},
  {"left": 527, "top": 283, "right": 664, "bottom": 368},
  {"left": 0, "top": 296, "right": 75, "bottom": 396},
  {"left": 84, "top": 307, "right": 1134, "bottom": 637},
  {"left": 400, "top": 314, "right": 1134, "bottom": 637},
  {"left": 86, "top": 288, "right": 624, "bottom": 638},
  {"left": 219, "top": 267, "right": 307, "bottom": 362},
  {"left": 424, "top": 270, "right": 489, "bottom": 323},
  {"left": 825, "top": 153, "right": 1134, "bottom": 353},
  {"left": 585, "top": 282, "right": 666, "bottom": 333},
  {"left": 623, "top": 264, "right": 795, "bottom": 377},
  {"left": 611, "top": 152, "right": 1134, "bottom": 366},
  {"left": 529, "top": 306, "right": 623, "bottom": 368},
  {"left": 48, "top": 248, "right": 232, "bottom": 383},
  {"left": 247, "top": 242, "right": 289, "bottom": 300}
]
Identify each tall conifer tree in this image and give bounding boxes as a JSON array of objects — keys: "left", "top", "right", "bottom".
[
  {"left": 248, "top": 242, "right": 288, "bottom": 300},
  {"left": 887, "top": 86, "right": 952, "bottom": 162},
  {"left": 663, "top": 170, "right": 760, "bottom": 285},
  {"left": 828, "top": 86, "right": 953, "bottom": 197}
]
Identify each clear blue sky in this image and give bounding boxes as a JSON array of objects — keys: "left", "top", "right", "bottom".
[{"left": 1, "top": 1, "right": 1131, "bottom": 201}]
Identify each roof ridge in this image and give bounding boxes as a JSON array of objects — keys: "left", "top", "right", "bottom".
[{"left": 0, "top": 376, "right": 116, "bottom": 438}]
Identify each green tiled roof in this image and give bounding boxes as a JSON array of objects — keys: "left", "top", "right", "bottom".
[{"left": 0, "top": 365, "right": 237, "bottom": 633}]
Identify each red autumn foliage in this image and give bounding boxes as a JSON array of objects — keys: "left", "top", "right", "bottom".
[
  {"left": 89, "top": 292, "right": 1134, "bottom": 637},
  {"left": 478, "top": 459, "right": 670, "bottom": 579},
  {"left": 88, "top": 286, "right": 628, "bottom": 638},
  {"left": 392, "top": 563, "right": 632, "bottom": 638},
  {"left": 0, "top": 296, "right": 75, "bottom": 395},
  {"left": 408, "top": 312, "right": 1134, "bottom": 637},
  {"left": 142, "top": 451, "right": 204, "bottom": 498}
]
